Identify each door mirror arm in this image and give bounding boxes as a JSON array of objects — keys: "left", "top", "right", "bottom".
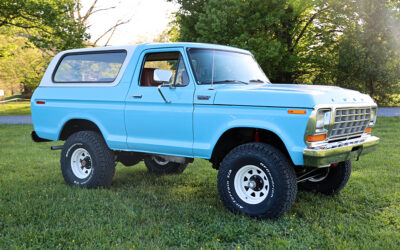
[{"left": 158, "top": 84, "right": 172, "bottom": 103}]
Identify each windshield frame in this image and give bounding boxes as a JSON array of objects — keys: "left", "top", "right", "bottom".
[{"left": 186, "top": 47, "right": 270, "bottom": 85}]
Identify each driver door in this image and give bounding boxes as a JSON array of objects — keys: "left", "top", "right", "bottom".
[{"left": 124, "top": 48, "right": 194, "bottom": 157}]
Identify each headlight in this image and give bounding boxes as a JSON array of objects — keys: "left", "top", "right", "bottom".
[
  {"left": 369, "top": 107, "right": 377, "bottom": 126},
  {"left": 315, "top": 109, "right": 331, "bottom": 133}
]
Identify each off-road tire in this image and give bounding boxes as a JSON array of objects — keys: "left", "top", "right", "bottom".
[
  {"left": 217, "top": 143, "right": 297, "bottom": 219},
  {"left": 61, "top": 131, "right": 115, "bottom": 188},
  {"left": 144, "top": 156, "right": 187, "bottom": 174},
  {"left": 298, "top": 160, "right": 351, "bottom": 195}
]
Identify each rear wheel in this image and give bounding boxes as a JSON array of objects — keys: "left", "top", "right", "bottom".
[
  {"left": 217, "top": 143, "right": 297, "bottom": 219},
  {"left": 61, "top": 131, "right": 115, "bottom": 188},
  {"left": 298, "top": 160, "right": 352, "bottom": 195},
  {"left": 144, "top": 156, "right": 187, "bottom": 174}
]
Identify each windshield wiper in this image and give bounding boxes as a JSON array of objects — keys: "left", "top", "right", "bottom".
[
  {"left": 200, "top": 80, "right": 248, "bottom": 85},
  {"left": 249, "top": 79, "right": 265, "bottom": 83}
]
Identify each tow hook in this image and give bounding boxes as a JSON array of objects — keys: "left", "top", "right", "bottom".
[{"left": 51, "top": 145, "right": 64, "bottom": 150}]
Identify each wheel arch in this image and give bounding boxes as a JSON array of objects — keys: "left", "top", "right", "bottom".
[
  {"left": 58, "top": 118, "right": 105, "bottom": 142},
  {"left": 210, "top": 126, "right": 293, "bottom": 169}
]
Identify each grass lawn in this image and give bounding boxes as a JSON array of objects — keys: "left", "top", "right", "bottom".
[
  {"left": 0, "top": 101, "right": 31, "bottom": 115},
  {"left": 1, "top": 117, "right": 399, "bottom": 249}
]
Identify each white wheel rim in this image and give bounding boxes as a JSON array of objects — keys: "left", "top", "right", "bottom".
[
  {"left": 71, "top": 148, "right": 92, "bottom": 179},
  {"left": 234, "top": 165, "right": 270, "bottom": 205},
  {"left": 152, "top": 156, "right": 169, "bottom": 166}
]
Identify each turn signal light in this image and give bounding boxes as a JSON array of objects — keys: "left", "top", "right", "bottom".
[
  {"left": 288, "top": 110, "right": 306, "bottom": 114},
  {"left": 306, "top": 134, "right": 327, "bottom": 142},
  {"left": 365, "top": 127, "right": 372, "bottom": 133}
]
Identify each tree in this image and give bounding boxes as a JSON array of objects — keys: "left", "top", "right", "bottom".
[
  {"left": 169, "top": 0, "right": 208, "bottom": 42},
  {"left": 170, "top": 0, "right": 400, "bottom": 104},
  {"left": 169, "top": 0, "right": 351, "bottom": 83},
  {"left": 0, "top": 0, "right": 134, "bottom": 97},
  {"left": 0, "top": 0, "right": 86, "bottom": 96},
  {"left": 0, "top": 0, "right": 133, "bottom": 52},
  {"left": 0, "top": 28, "right": 49, "bottom": 97},
  {"left": 72, "top": 0, "right": 133, "bottom": 47},
  {"left": 0, "top": 0, "right": 88, "bottom": 52},
  {"left": 334, "top": 0, "right": 400, "bottom": 105}
]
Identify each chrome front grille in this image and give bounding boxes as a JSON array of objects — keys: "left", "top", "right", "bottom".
[{"left": 330, "top": 107, "right": 370, "bottom": 139}]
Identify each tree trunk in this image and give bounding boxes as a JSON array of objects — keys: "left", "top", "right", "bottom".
[{"left": 369, "top": 78, "right": 374, "bottom": 97}]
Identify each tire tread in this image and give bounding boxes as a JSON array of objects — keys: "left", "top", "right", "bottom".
[
  {"left": 217, "top": 143, "right": 297, "bottom": 219},
  {"left": 61, "top": 131, "right": 115, "bottom": 188}
]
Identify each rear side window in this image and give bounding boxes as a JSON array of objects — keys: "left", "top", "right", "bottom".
[{"left": 53, "top": 51, "right": 127, "bottom": 83}]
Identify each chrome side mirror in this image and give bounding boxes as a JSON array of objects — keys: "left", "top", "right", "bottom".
[{"left": 154, "top": 69, "right": 173, "bottom": 83}]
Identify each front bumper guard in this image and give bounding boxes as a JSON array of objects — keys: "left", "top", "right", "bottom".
[{"left": 303, "top": 136, "right": 379, "bottom": 167}]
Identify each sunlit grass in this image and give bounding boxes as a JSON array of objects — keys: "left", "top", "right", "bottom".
[
  {"left": 0, "top": 117, "right": 399, "bottom": 248},
  {"left": 0, "top": 101, "right": 31, "bottom": 115}
]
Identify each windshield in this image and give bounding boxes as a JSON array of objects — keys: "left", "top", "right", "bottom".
[{"left": 188, "top": 48, "right": 270, "bottom": 85}]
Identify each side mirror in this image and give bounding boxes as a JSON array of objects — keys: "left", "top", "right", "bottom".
[{"left": 154, "top": 69, "right": 173, "bottom": 84}]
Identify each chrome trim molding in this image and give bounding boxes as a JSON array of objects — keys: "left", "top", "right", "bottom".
[
  {"left": 303, "top": 136, "right": 379, "bottom": 167},
  {"left": 330, "top": 107, "right": 370, "bottom": 139},
  {"left": 304, "top": 103, "right": 378, "bottom": 147}
]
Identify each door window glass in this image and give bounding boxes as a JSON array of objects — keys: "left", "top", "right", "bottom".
[{"left": 140, "top": 52, "right": 189, "bottom": 87}]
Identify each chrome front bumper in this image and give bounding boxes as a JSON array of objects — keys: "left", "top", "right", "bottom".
[{"left": 303, "top": 136, "right": 380, "bottom": 167}]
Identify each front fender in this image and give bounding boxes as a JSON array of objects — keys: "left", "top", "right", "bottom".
[{"left": 193, "top": 105, "right": 311, "bottom": 166}]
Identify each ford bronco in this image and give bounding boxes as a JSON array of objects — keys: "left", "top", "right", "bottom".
[{"left": 31, "top": 43, "right": 379, "bottom": 219}]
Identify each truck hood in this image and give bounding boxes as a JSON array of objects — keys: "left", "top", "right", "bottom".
[{"left": 212, "top": 84, "right": 375, "bottom": 108}]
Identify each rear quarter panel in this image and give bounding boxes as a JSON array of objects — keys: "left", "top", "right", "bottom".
[
  {"left": 31, "top": 46, "right": 139, "bottom": 150},
  {"left": 31, "top": 84, "right": 129, "bottom": 149}
]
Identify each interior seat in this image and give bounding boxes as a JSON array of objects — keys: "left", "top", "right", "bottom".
[{"left": 141, "top": 68, "right": 159, "bottom": 87}]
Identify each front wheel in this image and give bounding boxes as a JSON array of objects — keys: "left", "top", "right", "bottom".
[
  {"left": 217, "top": 143, "right": 297, "bottom": 219},
  {"left": 61, "top": 131, "right": 116, "bottom": 188},
  {"left": 298, "top": 160, "right": 352, "bottom": 195}
]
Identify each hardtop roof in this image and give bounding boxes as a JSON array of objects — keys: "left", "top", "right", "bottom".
[{"left": 60, "top": 42, "right": 251, "bottom": 55}]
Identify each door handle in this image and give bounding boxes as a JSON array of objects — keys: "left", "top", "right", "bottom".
[
  {"left": 197, "top": 95, "right": 211, "bottom": 100},
  {"left": 132, "top": 94, "right": 142, "bottom": 98}
]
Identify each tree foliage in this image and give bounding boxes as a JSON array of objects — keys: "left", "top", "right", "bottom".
[
  {"left": 170, "top": 0, "right": 400, "bottom": 104},
  {"left": 334, "top": 0, "right": 400, "bottom": 105},
  {"left": 0, "top": 0, "right": 88, "bottom": 97},
  {"left": 0, "top": 28, "right": 49, "bottom": 97},
  {"left": 170, "top": 0, "right": 349, "bottom": 82},
  {"left": 0, "top": 0, "right": 88, "bottom": 52},
  {"left": 0, "top": 0, "right": 134, "bottom": 97}
]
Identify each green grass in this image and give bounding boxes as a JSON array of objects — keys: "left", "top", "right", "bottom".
[
  {"left": 0, "top": 101, "right": 31, "bottom": 115},
  {"left": 1, "top": 118, "right": 399, "bottom": 249}
]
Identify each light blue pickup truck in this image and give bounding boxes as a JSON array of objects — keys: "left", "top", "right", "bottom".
[{"left": 31, "top": 42, "right": 379, "bottom": 219}]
